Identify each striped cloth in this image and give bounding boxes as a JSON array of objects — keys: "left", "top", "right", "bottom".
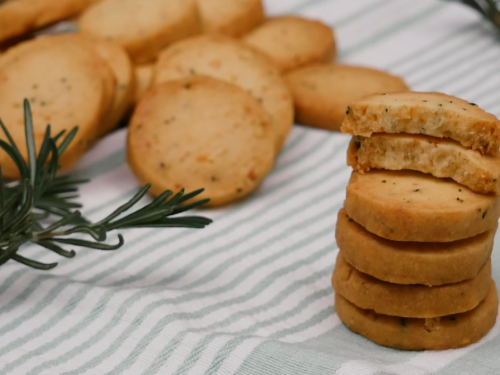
[{"left": 1, "top": 0, "right": 500, "bottom": 374}]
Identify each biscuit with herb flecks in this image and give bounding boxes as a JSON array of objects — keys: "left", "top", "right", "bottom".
[
  {"left": 17, "top": 34, "right": 117, "bottom": 132},
  {"left": 79, "top": 0, "right": 201, "bottom": 63},
  {"left": 243, "top": 16, "right": 336, "bottom": 73},
  {"left": 0, "top": 37, "right": 113, "bottom": 178},
  {"left": 335, "top": 280, "right": 498, "bottom": 350},
  {"left": 197, "top": 0, "right": 264, "bottom": 37},
  {"left": 344, "top": 170, "right": 500, "bottom": 242},
  {"left": 153, "top": 34, "right": 294, "bottom": 152},
  {"left": 336, "top": 209, "right": 495, "bottom": 286},
  {"left": 332, "top": 252, "right": 491, "bottom": 318},
  {"left": 41, "top": 33, "right": 135, "bottom": 136},
  {"left": 347, "top": 134, "right": 500, "bottom": 194},
  {"left": 127, "top": 76, "right": 275, "bottom": 207},
  {"left": 285, "top": 64, "right": 408, "bottom": 131},
  {"left": 341, "top": 91, "right": 500, "bottom": 154}
]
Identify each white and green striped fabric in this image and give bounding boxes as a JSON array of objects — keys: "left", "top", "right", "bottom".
[{"left": 1, "top": 0, "right": 500, "bottom": 373}]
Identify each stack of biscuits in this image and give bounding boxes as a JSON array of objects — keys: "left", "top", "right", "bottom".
[{"left": 332, "top": 91, "right": 500, "bottom": 350}]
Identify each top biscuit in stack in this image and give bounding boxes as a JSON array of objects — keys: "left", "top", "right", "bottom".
[
  {"left": 342, "top": 92, "right": 500, "bottom": 154},
  {"left": 342, "top": 92, "right": 500, "bottom": 195}
]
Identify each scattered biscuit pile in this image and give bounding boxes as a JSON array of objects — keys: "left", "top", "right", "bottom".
[
  {"left": 0, "top": 0, "right": 413, "bottom": 206},
  {"left": 333, "top": 91, "right": 500, "bottom": 350}
]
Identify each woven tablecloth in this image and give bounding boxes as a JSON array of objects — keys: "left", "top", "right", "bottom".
[{"left": 1, "top": 0, "right": 500, "bottom": 374}]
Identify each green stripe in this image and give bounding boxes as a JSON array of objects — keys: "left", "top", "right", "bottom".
[
  {"left": 208, "top": 306, "right": 335, "bottom": 375},
  {"left": 440, "top": 56, "right": 500, "bottom": 93},
  {"left": 103, "top": 245, "right": 335, "bottom": 375},
  {"left": 430, "top": 325, "right": 500, "bottom": 374},
  {"left": 333, "top": 0, "right": 398, "bottom": 28},
  {"left": 410, "top": 40, "right": 498, "bottom": 87},
  {"left": 291, "top": 0, "right": 333, "bottom": 12},
  {"left": 174, "top": 286, "right": 333, "bottom": 375},
  {"left": 473, "top": 83, "right": 499, "bottom": 103},
  {"left": 143, "top": 266, "right": 333, "bottom": 374},
  {"left": 271, "top": 306, "right": 334, "bottom": 340},
  {"left": 396, "top": 30, "right": 488, "bottom": 78},
  {"left": 5, "top": 139, "right": 348, "bottom": 373},
  {"left": 341, "top": 2, "right": 446, "bottom": 57},
  {"left": 0, "top": 269, "right": 24, "bottom": 296},
  {"left": 385, "top": 24, "right": 477, "bottom": 70},
  {"left": 30, "top": 240, "right": 334, "bottom": 375}
]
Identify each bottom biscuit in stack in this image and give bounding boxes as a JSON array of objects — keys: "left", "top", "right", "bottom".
[
  {"left": 332, "top": 251, "right": 498, "bottom": 350},
  {"left": 335, "top": 281, "right": 498, "bottom": 350}
]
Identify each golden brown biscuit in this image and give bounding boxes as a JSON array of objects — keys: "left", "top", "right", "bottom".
[
  {"left": 154, "top": 34, "right": 294, "bottom": 152},
  {"left": 284, "top": 64, "right": 408, "bottom": 131},
  {"left": 345, "top": 170, "right": 500, "bottom": 242},
  {"left": 0, "top": 37, "right": 112, "bottom": 178},
  {"left": 0, "top": 0, "right": 95, "bottom": 43},
  {"left": 243, "top": 16, "right": 336, "bottom": 73},
  {"left": 197, "top": 0, "right": 264, "bottom": 37},
  {"left": 336, "top": 209, "right": 495, "bottom": 286},
  {"left": 127, "top": 76, "right": 275, "bottom": 207},
  {"left": 335, "top": 281, "right": 498, "bottom": 350},
  {"left": 341, "top": 92, "right": 500, "bottom": 154},
  {"left": 38, "top": 33, "right": 134, "bottom": 136},
  {"left": 332, "top": 252, "right": 491, "bottom": 318},
  {"left": 25, "top": 34, "right": 117, "bottom": 133},
  {"left": 133, "top": 64, "right": 154, "bottom": 104},
  {"left": 79, "top": 0, "right": 201, "bottom": 63},
  {"left": 348, "top": 134, "right": 500, "bottom": 194}
]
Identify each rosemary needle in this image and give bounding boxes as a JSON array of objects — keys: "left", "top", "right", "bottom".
[{"left": 0, "top": 99, "right": 212, "bottom": 270}]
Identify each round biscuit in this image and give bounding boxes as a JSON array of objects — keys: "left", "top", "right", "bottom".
[
  {"left": 285, "top": 64, "right": 408, "bottom": 131},
  {"left": 332, "top": 252, "right": 492, "bottom": 318},
  {"left": 336, "top": 209, "right": 495, "bottom": 286},
  {"left": 127, "top": 76, "right": 275, "bottom": 207},
  {"left": 0, "top": 38, "right": 110, "bottom": 178},
  {"left": 153, "top": 34, "right": 294, "bottom": 152},
  {"left": 26, "top": 34, "right": 117, "bottom": 132},
  {"left": 197, "top": 0, "right": 264, "bottom": 37},
  {"left": 38, "top": 33, "right": 134, "bottom": 136},
  {"left": 243, "top": 16, "right": 336, "bottom": 73},
  {"left": 335, "top": 281, "right": 498, "bottom": 350},
  {"left": 344, "top": 170, "right": 500, "bottom": 242},
  {"left": 79, "top": 0, "right": 201, "bottom": 63}
]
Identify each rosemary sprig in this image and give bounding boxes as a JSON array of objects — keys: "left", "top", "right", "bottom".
[
  {"left": 0, "top": 99, "right": 212, "bottom": 270},
  {"left": 457, "top": 0, "right": 500, "bottom": 33}
]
